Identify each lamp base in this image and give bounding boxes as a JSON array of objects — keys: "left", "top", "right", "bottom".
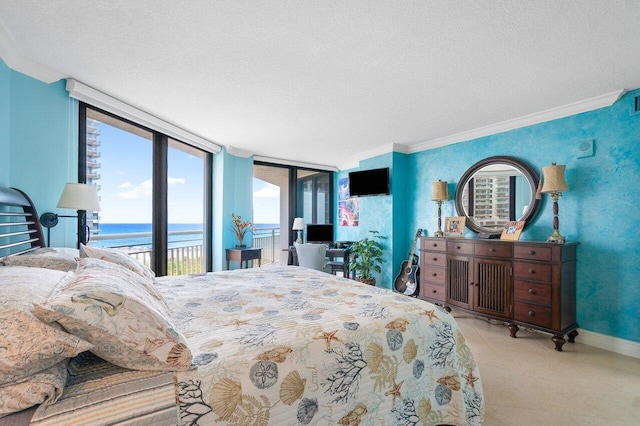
[
  {"left": 296, "top": 230, "right": 303, "bottom": 244},
  {"left": 547, "top": 230, "right": 565, "bottom": 244},
  {"left": 434, "top": 230, "right": 444, "bottom": 238}
]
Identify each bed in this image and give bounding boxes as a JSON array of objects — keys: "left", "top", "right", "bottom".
[{"left": 0, "top": 187, "right": 484, "bottom": 425}]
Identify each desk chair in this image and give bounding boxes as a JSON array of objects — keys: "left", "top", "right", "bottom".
[
  {"left": 326, "top": 249, "right": 348, "bottom": 276},
  {"left": 293, "top": 243, "right": 331, "bottom": 273}
]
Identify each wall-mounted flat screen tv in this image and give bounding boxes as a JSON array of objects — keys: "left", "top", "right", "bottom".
[
  {"left": 306, "top": 224, "right": 334, "bottom": 244},
  {"left": 348, "top": 167, "right": 390, "bottom": 197}
]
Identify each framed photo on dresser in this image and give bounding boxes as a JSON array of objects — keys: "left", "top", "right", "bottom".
[
  {"left": 500, "top": 220, "right": 525, "bottom": 241},
  {"left": 444, "top": 216, "right": 466, "bottom": 237}
]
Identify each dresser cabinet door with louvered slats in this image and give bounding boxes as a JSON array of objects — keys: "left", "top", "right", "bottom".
[
  {"left": 419, "top": 237, "right": 578, "bottom": 351},
  {"left": 447, "top": 240, "right": 512, "bottom": 318}
]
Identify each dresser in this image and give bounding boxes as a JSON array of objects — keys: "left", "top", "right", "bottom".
[{"left": 419, "top": 237, "right": 578, "bottom": 351}]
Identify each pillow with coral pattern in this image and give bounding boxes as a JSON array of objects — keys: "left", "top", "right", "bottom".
[{"left": 34, "top": 258, "right": 192, "bottom": 371}]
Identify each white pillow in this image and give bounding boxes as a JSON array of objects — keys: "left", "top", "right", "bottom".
[
  {"left": 0, "top": 266, "right": 92, "bottom": 386},
  {"left": 34, "top": 258, "right": 192, "bottom": 371},
  {"left": 2, "top": 247, "right": 79, "bottom": 271},
  {"left": 79, "top": 244, "right": 155, "bottom": 280}
]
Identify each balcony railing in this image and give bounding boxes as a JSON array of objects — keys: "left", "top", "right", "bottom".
[{"left": 90, "top": 227, "right": 281, "bottom": 276}]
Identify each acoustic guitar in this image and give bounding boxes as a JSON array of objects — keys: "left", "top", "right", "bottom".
[{"left": 393, "top": 229, "right": 422, "bottom": 296}]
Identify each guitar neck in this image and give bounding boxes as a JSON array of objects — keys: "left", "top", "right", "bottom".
[{"left": 405, "top": 230, "right": 422, "bottom": 264}]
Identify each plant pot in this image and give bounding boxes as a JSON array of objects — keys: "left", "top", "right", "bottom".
[{"left": 356, "top": 277, "right": 376, "bottom": 286}]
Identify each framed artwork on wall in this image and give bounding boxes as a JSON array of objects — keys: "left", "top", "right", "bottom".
[
  {"left": 338, "top": 177, "right": 359, "bottom": 226},
  {"left": 444, "top": 216, "right": 466, "bottom": 237}
]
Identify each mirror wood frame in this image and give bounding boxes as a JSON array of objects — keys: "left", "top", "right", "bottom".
[{"left": 455, "top": 156, "right": 541, "bottom": 236}]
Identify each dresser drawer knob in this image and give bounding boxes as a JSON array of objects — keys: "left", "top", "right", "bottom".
[
  {"left": 432, "top": 243, "right": 438, "bottom": 247},
  {"left": 489, "top": 248, "right": 496, "bottom": 252},
  {"left": 432, "top": 289, "right": 437, "bottom": 294},
  {"left": 433, "top": 257, "right": 438, "bottom": 261},
  {"left": 528, "top": 288, "right": 536, "bottom": 295},
  {"left": 529, "top": 250, "right": 536, "bottom": 255},
  {"left": 528, "top": 310, "right": 535, "bottom": 316},
  {"left": 432, "top": 273, "right": 438, "bottom": 277},
  {"left": 456, "top": 246, "right": 461, "bottom": 250},
  {"left": 529, "top": 268, "right": 535, "bottom": 274}
]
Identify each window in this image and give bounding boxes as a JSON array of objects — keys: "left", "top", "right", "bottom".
[
  {"left": 253, "top": 161, "right": 334, "bottom": 262},
  {"left": 80, "top": 103, "right": 212, "bottom": 276}
]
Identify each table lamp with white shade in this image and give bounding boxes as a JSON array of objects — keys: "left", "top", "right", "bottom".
[{"left": 292, "top": 217, "right": 305, "bottom": 244}]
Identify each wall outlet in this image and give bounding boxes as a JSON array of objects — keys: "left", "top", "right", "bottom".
[{"left": 577, "top": 139, "right": 594, "bottom": 158}]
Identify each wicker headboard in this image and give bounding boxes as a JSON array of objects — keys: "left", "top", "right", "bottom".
[{"left": 0, "top": 187, "right": 46, "bottom": 258}]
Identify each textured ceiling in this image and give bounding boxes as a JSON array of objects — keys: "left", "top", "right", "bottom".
[{"left": 1, "top": 1, "right": 640, "bottom": 169}]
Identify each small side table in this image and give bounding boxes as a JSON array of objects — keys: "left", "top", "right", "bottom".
[{"left": 226, "top": 247, "right": 262, "bottom": 270}]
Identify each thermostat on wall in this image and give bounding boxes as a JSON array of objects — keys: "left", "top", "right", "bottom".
[{"left": 577, "top": 139, "right": 594, "bottom": 158}]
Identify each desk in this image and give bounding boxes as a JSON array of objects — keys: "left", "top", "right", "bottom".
[
  {"left": 226, "top": 247, "right": 262, "bottom": 270},
  {"left": 285, "top": 247, "right": 354, "bottom": 279}
]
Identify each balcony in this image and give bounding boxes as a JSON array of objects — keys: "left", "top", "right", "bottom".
[{"left": 89, "top": 227, "right": 281, "bottom": 276}]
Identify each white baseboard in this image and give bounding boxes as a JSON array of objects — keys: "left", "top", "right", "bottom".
[{"left": 578, "top": 328, "right": 640, "bottom": 359}]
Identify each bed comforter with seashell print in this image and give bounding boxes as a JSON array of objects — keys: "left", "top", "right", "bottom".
[{"left": 155, "top": 266, "right": 484, "bottom": 426}]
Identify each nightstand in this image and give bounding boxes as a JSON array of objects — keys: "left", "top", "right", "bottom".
[{"left": 226, "top": 247, "right": 262, "bottom": 270}]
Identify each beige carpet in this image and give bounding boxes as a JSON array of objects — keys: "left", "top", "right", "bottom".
[{"left": 453, "top": 312, "right": 640, "bottom": 425}]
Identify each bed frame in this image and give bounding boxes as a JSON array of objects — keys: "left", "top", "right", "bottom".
[{"left": 0, "top": 187, "right": 46, "bottom": 258}]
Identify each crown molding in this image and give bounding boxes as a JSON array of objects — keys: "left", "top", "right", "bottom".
[
  {"left": 407, "top": 90, "right": 626, "bottom": 153},
  {"left": 0, "top": 18, "right": 64, "bottom": 83}
]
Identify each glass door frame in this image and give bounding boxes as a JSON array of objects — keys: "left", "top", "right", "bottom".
[{"left": 79, "top": 102, "right": 213, "bottom": 275}]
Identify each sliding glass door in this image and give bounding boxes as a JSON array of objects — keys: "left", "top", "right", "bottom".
[
  {"left": 80, "top": 104, "right": 212, "bottom": 276},
  {"left": 253, "top": 161, "right": 334, "bottom": 264}
]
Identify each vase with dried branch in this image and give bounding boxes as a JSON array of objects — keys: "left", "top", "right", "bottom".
[{"left": 231, "top": 213, "right": 253, "bottom": 248}]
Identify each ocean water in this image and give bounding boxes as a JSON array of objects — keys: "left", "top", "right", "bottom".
[{"left": 91, "top": 223, "right": 279, "bottom": 249}]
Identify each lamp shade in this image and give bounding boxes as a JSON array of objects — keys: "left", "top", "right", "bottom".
[
  {"left": 292, "top": 217, "right": 305, "bottom": 230},
  {"left": 541, "top": 164, "right": 569, "bottom": 193},
  {"left": 431, "top": 180, "right": 449, "bottom": 201},
  {"left": 57, "top": 183, "right": 101, "bottom": 211}
]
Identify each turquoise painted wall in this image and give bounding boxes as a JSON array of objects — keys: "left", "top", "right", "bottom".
[
  {"left": 335, "top": 152, "right": 414, "bottom": 289},
  {"left": 1, "top": 61, "right": 78, "bottom": 247},
  {"left": 409, "top": 91, "right": 640, "bottom": 343},
  {"left": 213, "top": 148, "right": 254, "bottom": 270},
  {"left": 0, "top": 60, "right": 10, "bottom": 185}
]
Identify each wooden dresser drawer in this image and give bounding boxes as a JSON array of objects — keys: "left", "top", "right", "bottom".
[
  {"left": 514, "top": 302, "right": 552, "bottom": 328},
  {"left": 514, "top": 261, "right": 552, "bottom": 282},
  {"left": 422, "top": 267, "right": 446, "bottom": 285},
  {"left": 421, "top": 283, "right": 446, "bottom": 302},
  {"left": 474, "top": 243, "right": 511, "bottom": 259},
  {"left": 513, "top": 245, "right": 552, "bottom": 262},
  {"left": 421, "top": 238, "right": 446, "bottom": 252},
  {"left": 423, "top": 252, "right": 446, "bottom": 268},
  {"left": 514, "top": 280, "right": 551, "bottom": 306},
  {"left": 447, "top": 241, "right": 474, "bottom": 255}
]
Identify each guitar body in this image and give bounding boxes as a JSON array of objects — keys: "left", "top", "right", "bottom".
[
  {"left": 394, "top": 229, "right": 422, "bottom": 296},
  {"left": 393, "top": 255, "right": 420, "bottom": 296}
]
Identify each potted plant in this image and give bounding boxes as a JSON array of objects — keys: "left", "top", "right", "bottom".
[
  {"left": 231, "top": 213, "right": 253, "bottom": 248},
  {"left": 348, "top": 230, "right": 387, "bottom": 285}
]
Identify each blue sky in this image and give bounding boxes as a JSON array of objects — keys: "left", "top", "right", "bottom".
[
  {"left": 97, "top": 124, "right": 203, "bottom": 223},
  {"left": 97, "top": 121, "right": 279, "bottom": 225},
  {"left": 253, "top": 178, "right": 279, "bottom": 224}
]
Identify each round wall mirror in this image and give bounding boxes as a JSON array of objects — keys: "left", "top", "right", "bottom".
[{"left": 455, "top": 156, "right": 541, "bottom": 236}]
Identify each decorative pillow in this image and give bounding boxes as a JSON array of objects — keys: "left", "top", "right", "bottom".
[
  {"left": 2, "top": 247, "right": 79, "bottom": 271},
  {"left": 33, "top": 258, "right": 192, "bottom": 371},
  {"left": 79, "top": 244, "right": 155, "bottom": 280},
  {"left": 0, "top": 361, "right": 68, "bottom": 418},
  {"left": 0, "top": 266, "right": 93, "bottom": 385}
]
